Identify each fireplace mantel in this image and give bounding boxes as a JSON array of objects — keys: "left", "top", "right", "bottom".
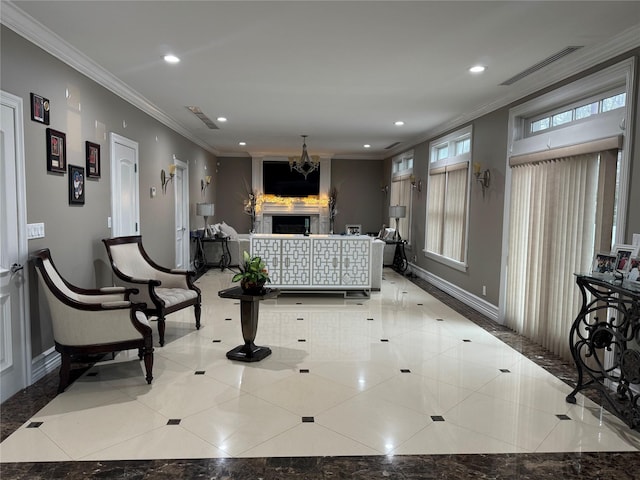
[{"left": 251, "top": 155, "right": 332, "bottom": 234}]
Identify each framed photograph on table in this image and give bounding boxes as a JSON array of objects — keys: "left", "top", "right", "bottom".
[
  {"left": 46, "top": 128, "right": 66, "bottom": 173},
  {"left": 591, "top": 252, "right": 617, "bottom": 276},
  {"left": 68, "top": 165, "right": 85, "bottom": 205},
  {"left": 345, "top": 224, "right": 361, "bottom": 235},
  {"left": 613, "top": 244, "right": 639, "bottom": 272},
  {"left": 85, "top": 141, "right": 101, "bottom": 178},
  {"left": 30, "top": 92, "right": 50, "bottom": 125},
  {"left": 628, "top": 257, "right": 640, "bottom": 282}
]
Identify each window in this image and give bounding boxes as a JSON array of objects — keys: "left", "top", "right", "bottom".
[
  {"left": 389, "top": 150, "right": 413, "bottom": 243},
  {"left": 525, "top": 88, "right": 626, "bottom": 135},
  {"left": 424, "top": 126, "right": 472, "bottom": 270}
]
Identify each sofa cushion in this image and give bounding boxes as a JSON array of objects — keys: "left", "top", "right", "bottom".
[{"left": 219, "top": 221, "right": 238, "bottom": 240}]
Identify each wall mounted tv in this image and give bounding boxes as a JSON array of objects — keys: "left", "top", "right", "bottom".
[{"left": 263, "top": 161, "right": 320, "bottom": 197}]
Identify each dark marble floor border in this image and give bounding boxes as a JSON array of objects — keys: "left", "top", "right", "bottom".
[{"left": 2, "top": 269, "right": 639, "bottom": 478}]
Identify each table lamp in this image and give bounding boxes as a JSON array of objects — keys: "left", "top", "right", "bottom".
[
  {"left": 388, "top": 205, "right": 406, "bottom": 241},
  {"left": 196, "top": 203, "right": 215, "bottom": 237}
]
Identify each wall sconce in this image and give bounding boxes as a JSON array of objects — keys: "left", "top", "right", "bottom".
[
  {"left": 161, "top": 164, "right": 176, "bottom": 194},
  {"left": 201, "top": 175, "right": 212, "bottom": 194},
  {"left": 381, "top": 185, "right": 389, "bottom": 195},
  {"left": 410, "top": 174, "right": 422, "bottom": 192},
  {"left": 473, "top": 162, "right": 491, "bottom": 198}
]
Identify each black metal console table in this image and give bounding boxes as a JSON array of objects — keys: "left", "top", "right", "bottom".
[
  {"left": 385, "top": 240, "right": 408, "bottom": 273},
  {"left": 192, "top": 234, "right": 231, "bottom": 273},
  {"left": 566, "top": 274, "right": 640, "bottom": 428}
]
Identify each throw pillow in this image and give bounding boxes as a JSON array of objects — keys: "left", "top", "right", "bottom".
[{"left": 219, "top": 221, "right": 239, "bottom": 240}]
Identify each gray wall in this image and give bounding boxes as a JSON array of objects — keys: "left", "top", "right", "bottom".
[
  {"left": 330, "top": 159, "right": 386, "bottom": 235},
  {"left": 405, "top": 52, "right": 640, "bottom": 307},
  {"left": 214, "top": 157, "right": 253, "bottom": 232},
  {"left": 1, "top": 26, "right": 217, "bottom": 357}
]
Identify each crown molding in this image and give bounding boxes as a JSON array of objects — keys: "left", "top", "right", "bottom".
[
  {"left": 1, "top": 1, "right": 219, "bottom": 156},
  {"left": 386, "top": 24, "right": 640, "bottom": 158}
]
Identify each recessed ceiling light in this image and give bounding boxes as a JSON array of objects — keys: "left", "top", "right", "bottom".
[
  {"left": 394, "top": 121, "right": 405, "bottom": 126},
  {"left": 363, "top": 144, "right": 371, "bottom": 148},
  {"left": 217, "top": 117, "right": 227, "bottom": 122},
  {"left": 163, "top": 54, "right": 180, "bottom": 64},
  {"left": 469, "top": 65, "right": 486, "bottom": 73},
  {"left": 238, "top": 141, "right": 246, "bottom": 146}
]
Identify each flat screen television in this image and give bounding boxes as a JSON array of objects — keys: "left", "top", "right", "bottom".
[{"left": 263, "top": 161, "right": 320, "bottom": 197}]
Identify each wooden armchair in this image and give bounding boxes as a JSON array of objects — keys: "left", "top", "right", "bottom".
[
  {"left": 102, "top": 235, "right": 201, "bottom": 346},
  {"left": 32, "top": 248, "right": 153, "bottom": 393}
]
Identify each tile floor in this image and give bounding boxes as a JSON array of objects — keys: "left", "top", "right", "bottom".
[{"left": 1, "top": 268, "right": 640, "bottom": 465}]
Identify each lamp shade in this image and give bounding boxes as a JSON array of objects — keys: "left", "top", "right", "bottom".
[
  {"left": 196, "top": 203, "right": 215, "bottom": 217},
  {"left": 389, "top": 205, "right": 406, "bottom": 219}
]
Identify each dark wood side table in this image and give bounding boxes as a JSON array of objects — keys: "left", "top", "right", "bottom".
[{"left": 218, "top": 286, "right": 280, "bottom": 362}]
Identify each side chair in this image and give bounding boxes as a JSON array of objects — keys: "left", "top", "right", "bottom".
[
  {"left": 32, "top": 248, "right": 153, "bottom": 393},
  {"left": 102, "top": 235, "right": 201, "bottom": 346}
]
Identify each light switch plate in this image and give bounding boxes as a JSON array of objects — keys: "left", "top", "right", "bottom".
[{"left": 27, "top": 222, "right": 45, "bottom": 239}]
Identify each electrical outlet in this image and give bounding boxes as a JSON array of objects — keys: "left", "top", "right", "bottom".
[{"left": 482, "top": 285, "right": 487, "bottom": 296}]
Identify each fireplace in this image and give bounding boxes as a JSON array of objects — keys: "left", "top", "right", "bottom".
[{"left": 272, "top": 215, "right": 309, "bottom": 234}]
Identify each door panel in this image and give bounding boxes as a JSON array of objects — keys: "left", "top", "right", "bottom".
[
  {"left": 110, "top": 133, "right": 139, "bottom": 237},
  {"left": 174, "top": 160, "right": 189, "bottom": 269},
  {"left": 0, "top": 93, "right": 29, "bottom": 403}
]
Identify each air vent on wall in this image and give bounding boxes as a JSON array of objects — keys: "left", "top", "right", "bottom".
[
  {"left": 186, "top": 106, "right": 219, "bottom": 129},
  {"left": 500, "top": 46, "right": 583, "bottom": 86},
  {"left": 385, "top": 141, "right": 401, "bottom": 150}
]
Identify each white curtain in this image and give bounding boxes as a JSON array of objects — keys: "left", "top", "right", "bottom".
[
  {"left": 427, "top": 163, "right": 467, "bottom": 262},
  {"left": 442, "top": 166, "right": 468, "bottom": 262},
  {"left": 390, "top": 176, "right": 411, "bottom": 240},
  {"left": 505, "top": 153, "right": 599, "bottom": 359},
  {"left": 427, "top": 171, "right": 445, "bottom": 254}
]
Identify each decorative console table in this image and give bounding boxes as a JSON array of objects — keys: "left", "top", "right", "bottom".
[
  {"left": 250, "top": 234, "right": 372, "bottom": 296},
  {"left": 566, "top": 274, "right": 640, "bottom": 428},
  {"left": 218, "top": 286, "right": 280, "bottom": 362}
]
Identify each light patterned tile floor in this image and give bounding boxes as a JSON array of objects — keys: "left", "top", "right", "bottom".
[{"left": 1, "top": 268, "right": 639, "bottom": 462}]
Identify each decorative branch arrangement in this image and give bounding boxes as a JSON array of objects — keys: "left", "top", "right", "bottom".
[{"left": 328, "top": 187, "right": 338, "bottom": 233}]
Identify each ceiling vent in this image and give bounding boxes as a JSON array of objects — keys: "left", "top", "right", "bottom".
[
  {"left": 385, "top": 141, "right": 401, "bottom": 150},
  {"left": 186, "top": 106, "right": 219, "bottom": 129},
  {"left": 500, "top": 46, "right": 583, "bottom": 86}
]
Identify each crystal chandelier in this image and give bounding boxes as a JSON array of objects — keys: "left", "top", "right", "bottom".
[{"left": 289, "top": 135, "right": 319, "bottom": 179}]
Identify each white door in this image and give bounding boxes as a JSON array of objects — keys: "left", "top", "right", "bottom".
[
  {"left": 174, "top": 159, "right": 189, "bottom": 269},
  {"left": 110, "top": 133, "right": 139, "bottom": 237},
  {"left": 0, "top": 91, "right": 30, "bottom": 403}
]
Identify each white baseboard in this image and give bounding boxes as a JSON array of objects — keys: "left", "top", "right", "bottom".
[
  {"left": 409, "top": 263, "right": 499, "bottom": 321},
  {"left": 31, "top": 346, "right": 60, "bottom": 384}
]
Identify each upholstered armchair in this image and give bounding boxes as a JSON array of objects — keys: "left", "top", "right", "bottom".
[
  {"left": 32, "top": 248, "right": 153, "bottom": 393},
  {"left": 102, "top": 235, "right": 201, "bottom": 346}
]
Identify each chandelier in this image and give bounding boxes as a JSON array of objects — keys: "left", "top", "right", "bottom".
[{"left": 289, "top": 135, "right": 320, "bottom": 179}]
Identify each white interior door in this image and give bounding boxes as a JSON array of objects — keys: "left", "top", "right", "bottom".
[
  {"left": 0, "top": 91, "right": 30, "bottom": 403},
  {"left": 174, "top": 159, "right": 189, "bottom": 269},
  {"left": 110, "top": 133, "right": 139, "bottom": 237}
]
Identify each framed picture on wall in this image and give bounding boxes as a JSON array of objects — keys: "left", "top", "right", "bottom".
[
  {"left": 46, "top": 128, "right": 66, "bottom": 173},
  {"left": 68, "top": 165, "right": 85, "bottom": 205},
  {"left": 30, "top": 92, "right": 50, "bottom": 125},
  {"left": 85, "top": 141, "right": 101, "bottom": 178}
]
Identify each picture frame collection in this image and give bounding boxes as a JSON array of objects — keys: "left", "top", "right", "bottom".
[
  {"left": 592, "top": 243, "right": 640, "bottom": 283},
  {"left": 33, "top": 92, "right": 101, "bottom": 205}
]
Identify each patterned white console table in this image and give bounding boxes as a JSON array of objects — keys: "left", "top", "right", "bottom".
[{"left": 250, "top": 234, "right": 372, "bottom": 296}]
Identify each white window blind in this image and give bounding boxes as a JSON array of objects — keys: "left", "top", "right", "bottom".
[
  {"left": 390, "top": 176, "right": 411, "bottom": 241},
  {"left": 505, "top": 153, "right": 601, "bottom": 359}
]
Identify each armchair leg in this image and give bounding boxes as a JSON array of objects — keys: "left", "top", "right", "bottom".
[
  {"left": 58, "top": 353, "right": 71, "bottom": 393},
  {"left": 158, "top": 315, "right": 166, "bottom": 347},
  {"left": 194, "top": 303, "right": 201, "bottom": 330},
  {"left": 143, "top": 347, "right": 154, "bottom": 384}
]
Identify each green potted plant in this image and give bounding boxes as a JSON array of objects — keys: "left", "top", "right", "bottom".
[{"left": 232, "top": 251, "right": 271, "bottom": 294}]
